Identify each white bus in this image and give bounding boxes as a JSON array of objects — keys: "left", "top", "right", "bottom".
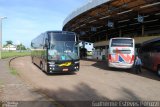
[{"left": 108, "top": 37, "right": 135, "bottom": 68}]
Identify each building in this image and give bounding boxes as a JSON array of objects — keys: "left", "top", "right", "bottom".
[
  {"left": 3, "top": 45, "right": 17, "bottom": 51},
  {"left": 63, "top": 0, "right": 160, "bottom": 60}
]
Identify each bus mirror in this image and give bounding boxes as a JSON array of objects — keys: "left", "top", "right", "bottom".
[
  {"left": 75, "top": 42, "right": 79, "bottom": 46},
  {"left": 75, "top": 41, "right": 80, "bottom": 45},
  {"left": 45, "top": 38, "right": 49, "bottom": 48}
]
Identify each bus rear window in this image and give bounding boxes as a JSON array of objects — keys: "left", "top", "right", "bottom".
[
  {"left": 113, "top": 50, "right": 131, "bottom": 54},
  {"left": 111, "top": 39, "right": 133, "bottom": 47}
]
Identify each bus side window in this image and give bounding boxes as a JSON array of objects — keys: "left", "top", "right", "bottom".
[
  {"left": 152, "top": 40, "right": 160, "bottom": 53},
  {"left": 157, "top": 47, "right": 160, "bottom": 52}
]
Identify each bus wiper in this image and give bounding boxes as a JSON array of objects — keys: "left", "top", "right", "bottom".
[{"left": 66, "top": 54, "right": 74, "bottom": 61}]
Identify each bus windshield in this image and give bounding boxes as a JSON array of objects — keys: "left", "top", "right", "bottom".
[
  {"left": 111, "top": 39, "right": 133, "bottom": 47},
  {"left": 47, "top": 32, "right": 79, "bottom": 61},
  {"left": 48, "top": 41, "right": 79, "bottom": 61}
]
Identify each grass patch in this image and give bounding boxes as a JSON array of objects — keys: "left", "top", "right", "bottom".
[
  {"left": 1, "top": 51, "right": 31, "bottom": 59},
  {"left": 10, "top": 67, "right": 19, "bottom": 76}
]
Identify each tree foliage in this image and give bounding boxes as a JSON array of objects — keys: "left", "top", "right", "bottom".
[
  {"left": 16, "top": 43, "right": 26, "bottom": 50},
  {"left": 6, "top": 40, "right": 13, "bottom": 45},
  {"left": 3, "top": 40, "right": 13, "bottom": 48},
  {"left": 3, "top": 40, "right": 27, "bottom": 51}
]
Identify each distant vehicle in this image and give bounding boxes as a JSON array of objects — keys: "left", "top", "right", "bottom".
[
  {"left": 108, "top": 37, "right": 135, "bottom": 68},
  {"left": 139, "top": 37, "right": 160, "bottom": 76},
  {"left": 31, "top": 31, "right": 80, "bottom": 74}
]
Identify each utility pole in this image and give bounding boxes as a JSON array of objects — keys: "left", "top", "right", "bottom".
[{"left": 0, "top": 17, "right": 7, "bottom": 59}]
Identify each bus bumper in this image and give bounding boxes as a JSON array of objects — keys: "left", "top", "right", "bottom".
[
  {"left": 48, "top": 63, "right": 79, "bottom": 73},
  {"left": 108, "top": 62, "right": 133, "bottom": 69}
]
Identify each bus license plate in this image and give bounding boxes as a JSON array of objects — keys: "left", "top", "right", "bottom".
[{"left": 63, "top": 68, "right": 68, "bottom": 72}]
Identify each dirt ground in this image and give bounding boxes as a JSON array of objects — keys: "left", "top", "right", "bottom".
[
  {"left": 0, "top": 58, "right": 58, "bottom": 107},
  {"left": 10, "top": 56, "right": 160, "bottom": 106}
]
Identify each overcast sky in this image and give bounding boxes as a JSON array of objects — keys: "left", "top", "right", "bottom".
[{"left": 0, "top": 0, "right": 88, "bottom": 47}]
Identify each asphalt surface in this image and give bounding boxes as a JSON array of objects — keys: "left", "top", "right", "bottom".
[{"left": 10, "top": 56, "right": 160, "bottom": 107}]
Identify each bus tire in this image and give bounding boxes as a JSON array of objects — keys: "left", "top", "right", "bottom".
[
  {"left": 157, "top": 66, "right": 160, "bottom": 77},
  {"left": 40, "top": 62, "right": 44, "bottom": 71},
  {"left": 43, "top": 63, "right": 46, "bottom": 72},
  {"left": 31, "top": 57, "right": 34, "bottom": 64}
]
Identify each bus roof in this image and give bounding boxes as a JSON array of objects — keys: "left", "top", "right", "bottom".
[
  {"left": 46, "top": 31, "right": 75, "bottom": 35},
  {"left": 142, "top": 37, "right": 160, "bottom": 46},
  {"left": 111, "top": 37, "right": 133, "bottom": 40}
]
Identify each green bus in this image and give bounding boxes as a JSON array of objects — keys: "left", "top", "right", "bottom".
[{"left": 31, "top": 31, "right": 80, "bottom": 74}]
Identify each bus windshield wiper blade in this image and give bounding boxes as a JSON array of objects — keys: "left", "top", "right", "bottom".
[{"left": 66, "top": 54, "right": 74, "bottom": 60}]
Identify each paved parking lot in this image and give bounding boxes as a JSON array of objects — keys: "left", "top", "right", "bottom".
[{"left": 10, "top": 56, "right": 160, "bottom": 106}]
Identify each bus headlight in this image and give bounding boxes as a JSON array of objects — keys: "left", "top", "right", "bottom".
[
  {"left": 75, "top": 61, "right": 79, "bottom": 64},
  {"left": 48, "top": 62, "right": 55, "bottom": 64},
  {"left": 74, "top": 66, "right": 79, "bottom": 69}
]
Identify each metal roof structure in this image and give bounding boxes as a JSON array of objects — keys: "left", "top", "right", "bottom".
[
  {"left": 63, "top": 0, "right": 110, "bottom": 27},
  {"left": 142, "top": 36, "right": 160, "bottom": 45},
  {"left": 63, "top": 0, "right": 160, "bottom": 43}
]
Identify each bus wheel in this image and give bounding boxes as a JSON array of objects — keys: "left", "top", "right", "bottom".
[
  {"left": 43, "top": 63, "right": 46, "bottom": 72},
  {"left": 31, "top": 57, "right": 34, "bottom": 64},
  {"left": 157, "top": 66, "right": 160, "bottom": 77},
  {"left": 40, "top": 63, "right": 44, "bottom": 71}
]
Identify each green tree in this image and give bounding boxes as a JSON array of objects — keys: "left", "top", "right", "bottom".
[
  {"left": 16, "top": 43, "right": 26, "bottom": 51},
  {"left": 4, "top": 40, "right": 13, "bottom": 51},
  {"left": 6, "top": 40, "right": 13, "bottom": 45}
]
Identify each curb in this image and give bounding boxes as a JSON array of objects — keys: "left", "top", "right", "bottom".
[{"left": 9, "top": 57, "right": 19, "bottom": 67}]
